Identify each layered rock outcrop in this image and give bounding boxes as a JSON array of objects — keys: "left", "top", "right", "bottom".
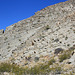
[{"left": 0, "top": 0, "right": 75, "bottom": 74}]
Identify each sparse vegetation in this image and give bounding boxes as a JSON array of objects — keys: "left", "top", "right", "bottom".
[
  {"left": 48, "top": 58, "right": 55, "bottom": 65},
  {"left": 28, "top": 64, "right": 49, "bottom": 74},
  {"left": 0, "top": 63, "right": 26, "bottom": 75},
  {"left": 59, "top": 50, "right": 73, "bottom": 62},
  {"left": 0, "top": 49, "right": 74, "bottom": 75},
  {"left": 49, "top": 66, "right": 62, "bottom": 74},
  {"left": 0, "top": 58, "right": 56, "bottom": 75}
]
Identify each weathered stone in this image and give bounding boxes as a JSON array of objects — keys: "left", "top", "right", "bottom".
[
  {"left": 69, "top": 54, "right": 75, "bottom": 65},
  {"left": 69, "top": 44, "right": 75, "bottom": 50},
  {"left": 54, "top": 48, "right": 64, "bottom": 54},
  {"left": 0, "top": 54, "right": 1, "bottom": 56},
  {"left": 54, "top": 38, "right": 59, "bottom": 42},
  {"left": 0, "top": 29, "right": 4, "bottom": 35},
  {"left": 34, "top": 57, "right": 39, "bottom": 62}
]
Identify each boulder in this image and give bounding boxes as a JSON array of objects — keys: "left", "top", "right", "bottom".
[{"left": 54, "top": 48, "right": 64, "bottom": 54}]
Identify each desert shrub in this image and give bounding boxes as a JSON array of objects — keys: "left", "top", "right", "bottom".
[
  {"left": 28, "top": 65, "right": 41, "bottom": 74},
  {"left": 59, "top": 53, "right": 69, "bottom": 62},
  {"left": 0, "top": 63, "right": 49, "bottom": 75},
  {"left": 48, "top": 58, "right": 55, "bottom": 65},
  {"left": 0, "top": 63, "right": 26, "bottom": 75},
  {"left": 28, "top": 63, "right": 50, "bottom": 74},
  {"left": 49, "top": 66, "right": 62, "bottom": 74},
  {"left": 0, "top": 58, "right": 55, "bottom": 75},
  {"left": 59, "top": 50, "right": 72, "bottom": 62},
  {"left": 28, "top": 58, "right": 55, "bottom": 74}
]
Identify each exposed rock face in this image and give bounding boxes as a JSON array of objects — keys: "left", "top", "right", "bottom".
[
  {"left": 0, "top": 0, "right": 75, "bottom": 74},
  {"left": 0, "top": 29, "right": 4, "bottom": 35}
]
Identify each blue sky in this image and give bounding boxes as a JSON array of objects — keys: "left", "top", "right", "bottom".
[{"left": 0, "top": 0, "right": 67, "bottom": 30}]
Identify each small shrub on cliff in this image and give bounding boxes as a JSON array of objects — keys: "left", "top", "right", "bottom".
[
  {"left": 28, "top": 63, "right": 50, "bottom": 74},
  {"left": 0, "top": 63, "right": 25, "bottom": 75},
  {"left": 48, "top": 58, "right": 55, "bottom": 65},
  {"left": 59, "top": 50, "right": 73, "bottom": 62},
  {"left": 0, "top": 58, "right": 56, "bottom": 75},
  {"left": 49, "top": 66, "right": 62, "bottom": 74}
]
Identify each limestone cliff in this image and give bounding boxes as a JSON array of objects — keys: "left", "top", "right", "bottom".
[{"left": 0, "top": 0, "right": 75, "bottom": 75}]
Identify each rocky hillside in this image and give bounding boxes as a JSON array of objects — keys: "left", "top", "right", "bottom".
[{"left": 0, "top": 0, "right": 75, "bottom": 75}]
